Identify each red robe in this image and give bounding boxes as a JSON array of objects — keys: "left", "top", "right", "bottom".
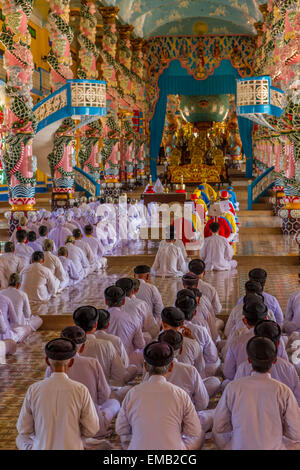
[{"left": 204, "top": 217, "right": 232, "bottom": 239}]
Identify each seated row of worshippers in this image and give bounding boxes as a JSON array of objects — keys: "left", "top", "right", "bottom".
[
  {"left": 14, "top": 262, "right": 300, "bottom": 450},
  {"left": 151, "top": 224, "right": 237, "bottom": 277}
]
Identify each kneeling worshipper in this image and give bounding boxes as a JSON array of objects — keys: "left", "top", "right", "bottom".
[
  {"left": 36, "top": 225, "right": 57, "bottom": 252},
  {"left": 224, "top": 280, "right": 276, "bottom": 340},
  {"left": 237, "top": 268, "right": 284, "bottom": 326},
  {"left": 57, "top": 246, "right": 80, "bottom": 288},
  {"left": 42, "top": 239, "right": 68, "bottom": 292},
  {"left": 200, "top": 222, "right": 237, "bottom": 271},
  {"left": 175, "top": 290, "right": 221, "bottom": 380},
  {"left": 213, "top": 336, "right": 300, "bottom": 450},
  {"left": 116, "top": 341, "right": 204, "bottom": 450},
  {"left": 223, "top": 300, "right": 288, "bottom": 383},
  {"left": 48, "top": 216, "right": 72, "bottom": 249},
  {"left": 10, "top": 216, "right": 29, "bottom": 243},
  {"left": 65, "top": 236, "right": 89, "bottom": 281},
  {"left": 83, "top": 224, "right": 107, "bottom": 270},
  {"left": 21, "top": 251, "right": 58, "bottom": 302},
  {"left": 73, "top": 305, "right": 138, "bottom": 389},
  {"left": 234, "top": 320, "right": 300, "bottom": 406},
  {"left": 188, "top": 286, "right": 219, "bottom": 344},
  {"left": 188, "top": 259, "right": 222, "bottom": 317},
  {"left": 104, "top": 286, "right": 145, "bottom": 373},
  {"left": 161, "top": 306, "right": 205, "bottom": 377},
  {"left": 16, "top": 338, "right": 100, "bottom": 450},
  {"left": 0, "top": 241, "right": 25, "bottom": 288},
  {"left": 95, "top": 309, "right": 130, "bottom": 368},
  {"left": 45, "top": 326, "right": 120, "bottom": 442},
  {"left": 151, "top": 226, "right": 188, "bottom": 277},
  {"left": 27, "top": 231, "right": 42, "bottom": 252},
  {"left": 115, "top": 278, "right": 159, "bottom": 343},
  {"left": 133, "top": 265, "right": 164, "bottom": 322},
  {"left": 283, "top": 286, "right": 300, "bottom": 335},
  {"left": 73, "top": 228, "right": 95, "bottom": 275},
  {"left": 1, "top": 273, "right": 43, "bottom": 340},
  {"left": 14, "top": 230, "right": 34, "bottom": 266}
]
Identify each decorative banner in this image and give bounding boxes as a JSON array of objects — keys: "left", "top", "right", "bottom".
[{"left": 146, "top": 35, "right": 256, "bottom": 118}]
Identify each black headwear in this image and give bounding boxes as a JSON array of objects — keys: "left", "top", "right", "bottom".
[
  {"left": 144, "top": 341, "right": 174, "bottom": 367},
  {"left": 97, "top": 309, "right": 110, "bottom": 330},
  {"left": 161, "top": 307, "right": 185, "bottom": 327},
  {"left": 134, "top": 265, "right": 150, "bottom": 274},
  {"left": 243, "top": 292, "right": 264, "bottom": 304},
  {"left": 175, "top": 292, "right": 197, "bottom": 320},
  {"left": 45, "top": 338, "right": 76, "bottom": 360},
  {"left": 61, "top": 325, "right": 86, "bottom": 344},
  {"left": 188, "top": 259, "right": 205, "bottom": 275},
  {"left": 158, "top": 330, "right": 183, "bottom": 351},
  {"left": 243, "top": 301, "right": 267, "bottom": 323},
  {"left": 254, "top": 320, "right": 281, "bottom": 343},
  {"left": 73, "top": 305, "right": 98, "bottom": 331},
  {"left": 249, "top": 268, "right": 267, "bottom": 284},
  {"left": 245, "top": 280, "right": 263, "bottom": 294},
  {"left": 246, "top": 336, "right": 277, "bottom": 363},
  {"left": 104, "top": 286, "right": 126, "bottom": 302},
  {"left": 116, "top": 278, "right": 134, "bottom": 296},
  {"left": 182, "top": 273, "right": 199, "bottom": 288}
]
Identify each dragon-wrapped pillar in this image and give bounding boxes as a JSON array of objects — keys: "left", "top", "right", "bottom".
[
  {"left": 99, "top": 6, "right": 119, "bottom": 89},
  {"left": 48, "top": 118, "right": 76, "bottom": 207},
  {"left": 47, "top": 0, "right": 73, "bottom": 91},
  {"left": 117, "top": 25, "right": 134, "bottom": 96},
  {"left": 101, "top": 115, "right": 120, "bottom": 183},
  {"left": 0, "top": 0, "right": 37, "bottom": 219},
  {"left": 77, "top": 0, "right": 99, "bottom": 80},
  {"left": 78, "top": 120, "right": 102, "bottom": 180}
]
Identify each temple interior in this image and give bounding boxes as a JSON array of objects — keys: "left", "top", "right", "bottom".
[{"left": 0, "top": 0, "right": 299, "bottom": 452}]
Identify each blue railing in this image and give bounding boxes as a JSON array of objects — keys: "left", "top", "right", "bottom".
[
  {"left": 248, "top": 166, "right": 275, "bottom": 210},
  {"left": 74, "top": 166, "right": 101, "bottom": 198}
]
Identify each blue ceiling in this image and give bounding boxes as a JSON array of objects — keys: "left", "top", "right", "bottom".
[{"left": 102, "top": 0, "right": 268, "bottom": 37}]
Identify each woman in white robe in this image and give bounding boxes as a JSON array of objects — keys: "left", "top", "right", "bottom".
[
  {"left": 65, "top": 236, "right": 89, "bottom": 280},
  {"left": 42, "top": 239, "right": 68, "bottom": 292}
]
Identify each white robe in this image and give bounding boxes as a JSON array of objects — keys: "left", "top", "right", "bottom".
[
  {"left": 21, "top": 263, "right": 58, "bottom": 302},
  {"left": 225, "top": 302, "right": 276, "bottom": 339},
  {"left": 43, "top": 252, "right": 68, "bottom": 290},
  {"left": 0, "top": 253, "right": 25, "bottom": 288},
  {"left": 81, "top": 333, "right": 135, "bottom": 387},
  {"left": 58, "top": 256, "right": 80, "bottom": 287},
  {"left": 197, "top": 278, "right": 222, "bottom": 315},
  {"left": 0, "top": 287, "right": 42, "bottom": 338},
  {"left": 151, "top": 241, "right": 188, "bottom": 277},
  {"left": 135, "top": 278, "right": 164, "bottom": 321},
  {"left": 116, "top": 375, "right": 204, "bottom": 450},
  {"left": 284, "top": 289, "right": 300, "bottom": 334},
  {"left": 16, "top": 372, "right": 99, "bottom": 450},
  {"left": 178, "top": 336, "right": 206, "bottom": 378},
  {"left": 84, "top": 236, "right": 107, "bottom": 269},
  {"left": 65, "top": 243, "right": 89, "bottom": 280},
  {"left": 212, "top": 372, "right": 300, "bottom": 450},
  {"left": 235, "top": 357, "right": 300, "bottom": 406},
  {"left": 14, "top": 243, "right": 34, "bottom": 266},
  {"left": 200, "top": 233, "right": 237, "bottom": 271},
  {"left": 74, "top": 239, "right": 95, "bottom": 273},
  {"left": 45, "top": 354, "right": 120, "bottom": 437},
  {"left": 124, "top": 296, "right": 159, "bottom": 338},
  {"left": 95, "top": 330, "right": 130, "bottom": 368}
]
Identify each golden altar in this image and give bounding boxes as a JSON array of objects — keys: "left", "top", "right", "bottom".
[{"left": 168, "top": 164, "right": 225, "bottom": 183}]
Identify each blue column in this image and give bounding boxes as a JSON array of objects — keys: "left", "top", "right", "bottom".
[
  {"left": 149, "top": 91, "right": 168, "bottom": 182},
  {"left": 237, "top": 116, "right": 253, "bottom": 178}
]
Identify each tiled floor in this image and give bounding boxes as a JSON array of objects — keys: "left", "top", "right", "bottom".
[{"left": 1, "top": 181, "right": 300, "bottom": 450}]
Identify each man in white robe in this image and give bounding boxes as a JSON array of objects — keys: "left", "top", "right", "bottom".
[
  {"left": 116, "top": 341, "right": 204, "bottom": 450},
  {"left": 21, "top": 251, "right": 58, "bottom": 302},
  {"left": 65, "top": 236, "right": 89, "bottom": 280},
  {"left": 36, "top": 225, "right": 57, "bottom": 252},
  {"left": 133, "top": 265, "right": 164, "bottom": 321},
  {"left": 45, "top": 326, "right": 120, "bottom": 438},
  {"left": 73, "top": 228, "right": 95, "bottom": 274},
  {"left": 16, "top": 338, "right": 99, "bottom": 450},
  {"left": 151, "top": 226, "right": 188, "bottom": 277},
  {"left": 57, "top": 246, "right": 80, "bottom": 288},
  {"left": 200, "top": 221, "right": 237, "bottom": 271},
  {"left": 95, "top": 309, "right": 130, "bottom": 368},
  {"left": 15, "top": 230, "right": 34, "bottom": 267},
  {"left": 223, "top": 301, "right": 287, "bottom": 382},
  {"left": 213, "top": 336, "right": 300, "bottom": 450},
  {"left": 73, "top": 305, "right": 137, "bottom": 387},
  {"left": 104, "top": 286, "right": 145, "bottom": 373},
  {"left": 42, "top": 239, "right": 68, "bottom": 292},
  {"left": 175, "top": 290, "right": 221, "bottom": 379},
  {"left": 83, "top": 224, "right": 107, "bottom": 269},
  {"left": 115, "top": 278, "right": 159, "bottom": 342},
  {"left": 188, "top": 259, "right": 222, "bottom": 315},
  {"left": 0, "top": 241, "right": 25, "bottom": 288},
  {"left": 1, "top": 273, "right": 42, "bottom": 340}
]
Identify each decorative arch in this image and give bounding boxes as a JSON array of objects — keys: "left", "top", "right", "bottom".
[{"left": 149, "top": 58, "right": 254, "bottom": 180}]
